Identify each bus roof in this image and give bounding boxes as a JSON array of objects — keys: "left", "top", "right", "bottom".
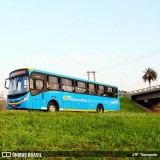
[{"left": 13, "top": 68, "right": 118, "bottom": 88}]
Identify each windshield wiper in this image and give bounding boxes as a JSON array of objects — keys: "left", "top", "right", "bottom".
[{"left": 16, "top": 76, "right": 23, "bottom": 89}]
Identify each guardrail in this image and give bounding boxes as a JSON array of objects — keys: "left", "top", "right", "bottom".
[{"left": 127, "top": 85, "right": 160, "bottom": 95}]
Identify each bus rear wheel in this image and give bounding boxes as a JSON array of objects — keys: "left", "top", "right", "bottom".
[
  {"left": 47, "top": 102, "right": 58, "bottom": 112},
  {"left": 97, "top": 104, "right": 104, "bottom": 113}
]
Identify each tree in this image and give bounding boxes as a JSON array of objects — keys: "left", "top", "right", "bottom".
[{"left": 142, "top": 67, "right": 158, "bottom": 88}]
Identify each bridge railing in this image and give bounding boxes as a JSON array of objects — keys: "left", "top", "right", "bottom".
[{"left": 127, "top": 85, "right": 160, "bottom": 95}]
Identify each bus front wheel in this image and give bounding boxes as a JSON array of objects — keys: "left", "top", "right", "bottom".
[
  {"left": 97, "top": 104, "right": 104, "bottom": 113},
  {"left": 47, "top": 102, "right": 58, "bottom": 112}
]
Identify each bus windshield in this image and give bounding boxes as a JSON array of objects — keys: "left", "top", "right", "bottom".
[{"left": 8, "top": 76, "right": 29, "bottom": 95}]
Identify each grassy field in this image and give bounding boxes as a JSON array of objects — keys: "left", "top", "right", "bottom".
[
  {"left": 0, "top": 97, "right": 159, "bottom": 159},
  {"left": 119, "top": 96, "right": 147, "bottom": 113}
]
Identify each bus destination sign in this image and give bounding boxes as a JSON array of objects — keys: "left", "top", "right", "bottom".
[{"left": 10, "top": 70, "right": 28, "bottom": 78}]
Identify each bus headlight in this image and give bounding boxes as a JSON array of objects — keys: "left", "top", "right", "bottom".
[
  {"left": 19, "top": 96, "right": 28, "bottom": 103},
  {"left": 23, "top": 96, "right": 28, "bottom": 101}
]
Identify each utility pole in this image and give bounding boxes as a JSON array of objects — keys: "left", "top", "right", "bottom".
[
  {"left": 86, "top": 71, "right": 96, "bottom": 81},
  {"left": 93, "top": 71, "right": 96, "bottom": 82},
  {"left": 86, "top": 71, "right": 90, "bottom": 80}
]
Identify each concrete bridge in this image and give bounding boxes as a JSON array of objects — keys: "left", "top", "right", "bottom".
[{"left": 127, "top": 85, "right": 160, "bottom": 111}]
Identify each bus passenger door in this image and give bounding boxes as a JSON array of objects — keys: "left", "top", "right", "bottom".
[{"left": 30, "top": 73, "right": 45, "bottom": 110}]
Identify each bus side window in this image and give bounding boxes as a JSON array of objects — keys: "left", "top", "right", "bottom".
[
  {"left": 104, "top": 86, "right": 108, "bottom": 96},
  {"left": 89, "top": 83, "right": 95, "bottom": 95},
  {"left": 47, "top": 76, "right": 60, "bottom": 90},
  {"left": 75, "top": 81, "right": 86, "bottom": 94},
  {"left": 98, "top": 85, "right": 105, "bottom": 96},
  {"left": 30, "top": 73, "right": 44, "bottom": 95},
  {"left": 30, "top": 78, "right": 34, "bottom": 89},
  {"left": 113, "top": 88, "right": 118, "bottom": 98},
  {"left": 36, "top": 80, "right": 43, "bottom": 90},
  {"left": 106, "top": 87, "right": 114, "bottom": 98},
  {"left": 61, "top": 78, "right": 73, "bottom": 92}
]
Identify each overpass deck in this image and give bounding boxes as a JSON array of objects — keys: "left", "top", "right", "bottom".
[
  {"left": 128, "top": 85, "right": 160, "bottom": 95},
  {"left": 127, "top": 85, "right": 160, "bottom": 111}
]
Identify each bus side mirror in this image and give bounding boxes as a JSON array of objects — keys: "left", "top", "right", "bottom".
[{"left": 4, "top": 78, "right": 9, "bottom": 89}]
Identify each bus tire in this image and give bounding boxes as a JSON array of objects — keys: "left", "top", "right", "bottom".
[
  {"left": 47, "top": 102, "right": 58, "bottom": 112},
  {"left": 97, "top": 104, "right": 104, "bottom": 113}
]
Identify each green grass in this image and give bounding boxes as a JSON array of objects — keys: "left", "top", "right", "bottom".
[
  {"left": 120, "top": 96, "right": 147, "bottom": 113},
  {"left": 0, "top": 97, "right": 159, "bottom": 159},
  {"left": 0, "top": 112, "right": 159, "bottom": 151}
]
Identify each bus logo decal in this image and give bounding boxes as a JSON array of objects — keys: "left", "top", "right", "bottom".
[{"left": 63, "top": 95, "right": 88, "bottom": 102}]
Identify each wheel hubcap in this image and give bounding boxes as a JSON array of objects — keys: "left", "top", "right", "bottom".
[
  {"left": 98, "top": 107, "right": 103, "bottom": 113},
  {"left": 49, "top": 105, "right": 56, "bottom": 112}
]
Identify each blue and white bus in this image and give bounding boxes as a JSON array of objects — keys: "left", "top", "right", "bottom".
[{"left": 5, "top": 68, "right": 120, "bottom": 112}]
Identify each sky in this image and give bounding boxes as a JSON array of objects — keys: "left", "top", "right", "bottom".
[{"left": 0, "top": 0, "right": 160, "bottom": 96}]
